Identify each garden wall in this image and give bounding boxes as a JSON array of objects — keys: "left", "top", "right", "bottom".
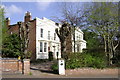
[{"left": 0, "top": 58, "right": 30, "bottom": 75}]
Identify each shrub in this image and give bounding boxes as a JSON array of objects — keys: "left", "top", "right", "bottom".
[
  {"left": 65, "top": 52, "right": 107, "bottom": 69},
  {"left": 51, "top": 61, "right": 58, "bottom": 73},
  {"left": 83, "top": 52, "right": 107, "bottom": 69},
  {"left": 65, "top": 52, "right": 83, "bottom": 69}
]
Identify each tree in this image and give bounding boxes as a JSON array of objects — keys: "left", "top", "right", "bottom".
[
  {"left": 2, "top": 33, "right": 22, "bottom": 58},
  {"left": 18, "top": 21, "right": 31, "bottom": 59},
  {"left": 0, "top": 5, "right": 9, "bottom": 58},
  {"left": 87, "top": 2, "right": 119, "bottom": 65},
  {"left": 0, "top": 6, "right": 8, "bottom": 53},
  {"left": 53, "top": 3, "right": 87, "bottom": 53},
  {"left": 83, "top": 29, "right": 101, "bottom": 49},
  {"left": 55, "top": 22, "right": 71, "bottom": 59}
]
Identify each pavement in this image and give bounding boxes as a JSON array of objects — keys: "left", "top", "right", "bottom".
[{"left": 2, "top": 68, "right": 119, "bottom": 78}]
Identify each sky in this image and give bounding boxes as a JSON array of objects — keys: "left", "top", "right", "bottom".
[
  {"left": 1, "top": 0, "right": 119, "bottom": 25},
  {"left": 2, "top": 2, "right": 63, "bottom": 24}
]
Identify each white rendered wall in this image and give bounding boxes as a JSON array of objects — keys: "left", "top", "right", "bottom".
[
  {"left": 36, "top": 17, "right": 61, "bottom": 59},
  {"left": 72, "top": 27, "right": 86, "bottom": 52}
]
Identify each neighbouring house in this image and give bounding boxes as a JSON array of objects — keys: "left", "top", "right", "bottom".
[{"left": 6, "top": 11, "right": 86, "bottom": 60}]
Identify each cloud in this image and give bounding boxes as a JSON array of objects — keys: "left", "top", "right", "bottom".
[
  {"left": 4, "top": 5, "right": 23, "bottom": 17},
  {"left": 36, "top": 0, "right": 55, "bottom": 11}
]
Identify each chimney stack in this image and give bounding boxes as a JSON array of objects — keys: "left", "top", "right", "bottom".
[
  {"left": 24, "top": 11, "right": 31, "bottom": 23},
  {"left": 6, "top": 17, "right": 10, "bottom": 27}
]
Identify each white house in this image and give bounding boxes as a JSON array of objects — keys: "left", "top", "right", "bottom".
[
  {"left": 72, "top": 27, "right": 86, "bottom": 52},
  {"left": 35, "top": 17, "right": 86, "bottom": 59},
  {"left": 36, "top": 17, "right": 61, "bottom": 59},
  {"left": 7, "top": 12, "right": 86, "bottom": 60}
]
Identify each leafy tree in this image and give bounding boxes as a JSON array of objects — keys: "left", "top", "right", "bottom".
[
  {"left": 87, "top": 2, "right": 119, "bottom": 65},
  {"left": 83, "top": 29, "right": 100, "bottom": 49},
  {"left": 0, "top": 5, "right": 8, "bottom": 53},
  {"left": 2, "top": 33, "right": 22, "bottom": 58}
]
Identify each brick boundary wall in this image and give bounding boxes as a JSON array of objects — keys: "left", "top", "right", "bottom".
[{"left": 0, "top": 58, "right": 30, "bottom": 75}]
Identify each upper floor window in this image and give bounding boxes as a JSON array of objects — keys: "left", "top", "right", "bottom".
[
  {"left": 40, "top": 42, "right": 43, "bottom": 52},
  {"left": 40, "top": 28, "right": 43, "bottom": 38},
  {"left": 54, "top": 33, "right": 56, "bottom": 40},
  {"left": 48, "top": 31, "right": 50, "bottom": 40}
]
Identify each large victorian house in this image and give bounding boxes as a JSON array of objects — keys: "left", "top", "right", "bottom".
[{"left": 6, "top": 11, "right": 86, "bottom": 60}]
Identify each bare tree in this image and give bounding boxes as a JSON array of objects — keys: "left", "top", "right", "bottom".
[
  {"left": 53, "top": 2, "right": 87, "bottom": 53},
  {"left": 18, "top": 22, "right": 30, "bottom": 59},
  {"left": 55, "top": 22, "right": 71, "bottom": 59}
]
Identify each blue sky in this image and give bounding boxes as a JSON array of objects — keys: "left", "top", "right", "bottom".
[
  {"left": 2, "top": 0, "right": 119, "bottom": 25},
  {"left": 2, "top": 2, "right": 64, "bottom": 24}
]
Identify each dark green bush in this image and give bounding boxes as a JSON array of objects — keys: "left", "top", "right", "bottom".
[
  {"left": 66, "top": 52, "right": 107, "bottom": 69},
  {"left": 49, "top": 51, "right": 53, "bottom": 61},
  {"left": 65, "top": 52, "right": 82, "bottom": 69},
  {"left": 84, "top": 54, "right": 106, "bottom": 68},
  {"left": 51, "top": 63, "right": 58, "bottom": 71},
  {"left": 51, "top": 61, "right": 58, "bottom": 73}
]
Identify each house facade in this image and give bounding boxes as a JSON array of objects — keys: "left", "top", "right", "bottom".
[
  {"left": 72, "top": 27, "right": 86, "bottom": 52},
  {"left": 6, "top": 11, "right": 86, "bottom": 60}
]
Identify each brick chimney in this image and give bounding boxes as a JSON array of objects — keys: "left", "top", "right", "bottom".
[
  {"left": 6, "top": 17, "right": 10, "bottom": 27},
  {"left": 24, "top": 11, "right": 31, "bottom": 23}
]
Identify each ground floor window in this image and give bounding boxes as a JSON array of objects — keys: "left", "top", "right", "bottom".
[
  {"left": 44, "top": 42, "right": 47, "bottom": 52},
  {"left": 40, "top": 42, "right": 43, "bottom": 52}
]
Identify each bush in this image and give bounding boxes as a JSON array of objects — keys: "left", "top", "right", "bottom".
[
  {"left": 66, "top": 52, "right": 107, "bottom": 69},
  {"left": 51, "top": 61, "right": 58, "bottom": 73},
  {"left": 65, "top": 52, "right": 82, "bottom": 69},
  {"left": 51, "top": 63, "right": 58, "bottom": 71},
  {"left": 83, "top": 54, "right": 106, "bottom": 68},
  {"left": 49, "top": 51, "right": 53, "bottom": 61}
]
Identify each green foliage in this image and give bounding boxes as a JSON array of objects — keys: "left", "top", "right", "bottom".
[
  {"left": 49, "top": 51, "right": 53, "bottom": 61},
  {"left": 2, "top": 33, "right": 22, "bottom": 58},
  {"left": 66, "top": 52, "right": 107, "bottom": 69},
  {"left": 83, "top": 29, "right": 101, "bottom": 49},
  {"left": 0, "top": 6, "right": 8, "bottom": 50},
  {"left": 29, "top": 72, "right": 32, "bottom": 75},
  {"left": 66, "top": 52, "right": 82, "bottom": 69},
  {"left": 51, "top": 62, "right": 58, "bottom": 71}
]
